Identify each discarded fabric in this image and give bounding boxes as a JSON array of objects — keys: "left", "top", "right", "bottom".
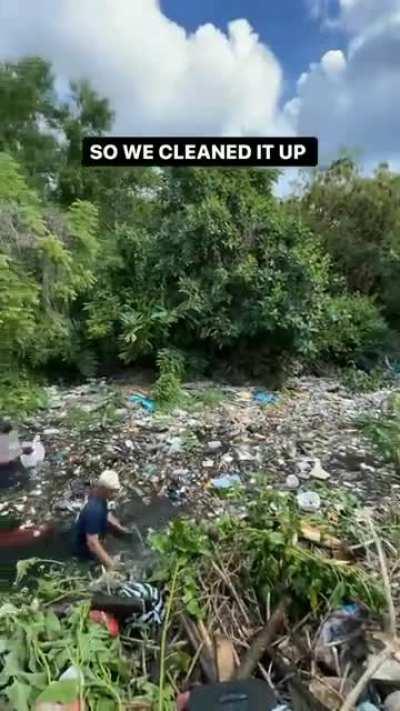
[
  {"left": 117, "top": 581, "right": 165, "bottom": 626},
  {"left": 128, "top": 394, "right": 156, "bottom": 413},
  {"left": 253, "top": 391, "right": 279, "bottom": 406},
  {"left": 315, "top": 602, "right": 366, "bottom": 672}
]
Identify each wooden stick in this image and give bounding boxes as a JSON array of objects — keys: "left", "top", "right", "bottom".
[
  {"left": 211, "top": 560, "right": 251, "bottom": 625},
  {"left": 340, "top": 647, "right": 391, "bottom": 711},
  {"left": 340, "top": 511, "right": 398, "bottom": 711},
  {"left": 198, "top": 619, "right": 214, "bottom": 657},
  {"left": 235, "top": 598, "right": 288, "bottom": 680},
  {"left": 367, "top": 512, "right": 397, "bottom": 637},
  {"left": 180, "top": 614, "right": 217, "bottom": 683}
]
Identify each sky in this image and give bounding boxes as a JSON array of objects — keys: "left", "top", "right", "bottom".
[{"left": 0, "top": 0, "right": 399, "bottom": 187}]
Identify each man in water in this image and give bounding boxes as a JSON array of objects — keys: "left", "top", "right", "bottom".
[{"left": 74, "top": 469, "right": 130, "bottom": 569}]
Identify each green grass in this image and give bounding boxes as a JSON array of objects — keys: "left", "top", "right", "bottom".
[
  {"left": 155, "top": 386, "right": 228, "bottom": 414},
  {"left": 190, "top": 387, "right": 227, "bottom": 409},
  {"left": 0, "top": 374, "right": 48, "bottom": 420},
  {"left": 341, "top": 366, "right": 388, "bottom": 393},
  {"left": 64, "top": 393, "right": 124, "bottom": 433}
]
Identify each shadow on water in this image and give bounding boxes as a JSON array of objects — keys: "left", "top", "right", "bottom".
[
  {"left": 0, "top": 489, "right": 182, "bottom": 589},
  {"left": 0, "top": 461, "right": 30, "bottom": 492}
]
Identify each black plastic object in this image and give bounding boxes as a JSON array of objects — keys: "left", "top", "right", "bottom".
[
  {"left": 91, "top": 593, "right": 145, "bottom": 620},
  {"left": 188, "top": 679, "right": 278, "bottom": 711}
]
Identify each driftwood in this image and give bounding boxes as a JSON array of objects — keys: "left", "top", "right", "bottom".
[
  {"left": 180, "top": 614, "right": 217, "bottom": 683},
  {"left": 235, "top": 598, "right": 288, "bottom": 680}
]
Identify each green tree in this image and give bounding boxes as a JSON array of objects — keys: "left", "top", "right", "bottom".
[
  {"left": 0, "top": 57, "right": 62, "bottom": 193},
  {"left": 296, "top": 158, "right": 400, "bottom": 329},
  {"left": 84, "top": 168, "right": 335, "bottom": 364},
  {"left": 0, "top": 152, "right": 99, "bottom": 373},
  {"left": 0, "top": 56, "right": 156, "bottom": 229}
]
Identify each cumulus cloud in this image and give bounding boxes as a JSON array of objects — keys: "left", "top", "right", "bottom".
[
  {"left": 338, "top": 0, "right": 400, "bottom": 33},
  {"left": 0, "top": 0, "right": 398, "bottom": 175},
  {"left": 0, "top": 0, "right": 291, "bottom": 137},
  {"left": 287, "top": 0, "right": 400, "bottom": 167}
]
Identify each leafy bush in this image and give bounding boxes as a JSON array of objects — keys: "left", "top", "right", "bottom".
[
  {"left": 316, "top": 294, "right": 390, "bottom": 364},
  {"left": 0, "top": 152, "right": 100, "bottom": 376},
  {"left": 296, "top": 158, "right": 400, "bottom": 330},
  {"left": 342, "top": 366, "right": 387, "bottom": 393},
  {"left": 359, "top": 393, "right": 400, "bottom": 468},
  {"left": 153, "top": 348, "right": 186, "bottom": 406},
  {"left": 0, "top": 373, "right": 48, "bottom": 419},
  {"left": 151, "top": 489, "right": 384, "bottom": 617},
  {"left": 1, "top": 57, "right": 400, "bottom": 382}
]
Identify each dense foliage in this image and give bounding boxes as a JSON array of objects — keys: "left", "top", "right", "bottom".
[
  {"left": 0, "top": 56, "right": 398, "bottom": 404},
  {"left": 293, "top": 158, "right": 400, "bottom": 331},
  {"left": 0, "top": 488, "right": 385, "bottom": 710}
]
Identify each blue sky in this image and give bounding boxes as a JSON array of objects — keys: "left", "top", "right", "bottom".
[
  {"left": 1, "top": 0, "right": 399, "bottom": 178},
  {"left": 162, "top": 0, "right": 345, "bottom": 99}
]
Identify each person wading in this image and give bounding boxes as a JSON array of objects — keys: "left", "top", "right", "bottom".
[{"left": 74, "top": 469, "right": 130, "bottom": 570}]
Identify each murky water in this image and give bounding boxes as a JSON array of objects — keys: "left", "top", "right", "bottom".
[{"left": 0, "top": 487, "right": 181, "bottom": 588}]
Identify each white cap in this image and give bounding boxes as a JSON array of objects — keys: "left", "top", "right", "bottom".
[{"left": 98, "top": 469, "right": 121, "bottom": 492}]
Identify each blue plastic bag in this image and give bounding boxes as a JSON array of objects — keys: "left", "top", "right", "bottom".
[
  {"left": 128, "top": 394, "right": 156, "bottom": 413},
  {"left": 253, "top": 391, "right": 279, "bottom": 406}
]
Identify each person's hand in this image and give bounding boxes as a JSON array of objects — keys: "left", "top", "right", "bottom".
[{"left": 111, "top": 555, "right": 122, "bottom": 570}]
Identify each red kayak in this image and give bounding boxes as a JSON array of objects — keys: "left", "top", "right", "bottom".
[{"left": 0, "top": 523, "right": 55, "bottom": 548}]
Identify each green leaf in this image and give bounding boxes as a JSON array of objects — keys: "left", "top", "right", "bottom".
[
  {"left": 4, "top": 680, "right": 32, "bottom": 711},
  {"left": 0, "top": 650, "right": 22, "bottom": 685},
  {"left": 44, "top": 610, "right": 61, "bottom": 637},
  {"left": 17, "top": 671, "right": 47, "bottom": 689},
  {"left": 0, "top": 637, "right": 10, "bottom": 654},
  {"left": 95, "top": 700, "right": 117, "bottom": 711},
  {"left": 36, "top": 679, "right": 81, "bottom": 703}
]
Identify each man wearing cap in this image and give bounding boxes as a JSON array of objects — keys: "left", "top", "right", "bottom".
[{"left": 74, "top": 470, "right": 130, "bottom": 570}]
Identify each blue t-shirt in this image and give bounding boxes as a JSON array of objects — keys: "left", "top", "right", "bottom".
[{"left": 74, "top": 495, "right": 108, "bottom": 559}]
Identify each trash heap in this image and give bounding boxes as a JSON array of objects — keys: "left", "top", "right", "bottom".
[
  {"left": 0, "top": 375, "right": 397, "bottom": 532},
  {"left": 1, "top": 374, "right": 400, "bottom": 708},
  {"left": 1, "top": 487, "right": 400, "bottom": 709}
]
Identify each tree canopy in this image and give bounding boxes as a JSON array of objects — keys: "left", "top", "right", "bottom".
[{"left": 0, "top": 56, "right": 397, "bottom": 389}]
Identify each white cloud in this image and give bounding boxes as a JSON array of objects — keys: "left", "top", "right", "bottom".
[
  {"left": 287, "top": 0, "right": 400, "bottom": 167},
  {"left": 320, "top": 49, "right": 346, "bottom": 76},
  {"left": 0, "top": 0, "right": 398, "bottom": 178},
  {"left": 338, "top": 0, "right": 400, "bottom": 33},
  {"left": 0, "top": 0, "right": 290, "bottom": 137}
]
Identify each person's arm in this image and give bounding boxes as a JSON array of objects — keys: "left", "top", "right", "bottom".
[
  {"left": 107, "top": 512, "right": 130, "bottom": 535},
  {"left": 86, "top": 533, "right": 115, "bottom": 569}
]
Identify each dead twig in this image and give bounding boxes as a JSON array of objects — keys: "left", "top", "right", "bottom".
[
  {"left": 180, "top": 614, "right": 216, "bottom": 683},
  {"left": 236, "top": 598, "right": 288, "bottom": 680},
  {"left": 367, "top": 513, "right": 396, "bottom": 637},
  {"left": 340, "top": 512, "right": 398, "bottom": 711},
  {"left": 211, "top": 560, "right": 251, "bottom": 626},
  {"left": 340, "top": 647, "right": 392, "bottom": 711}
]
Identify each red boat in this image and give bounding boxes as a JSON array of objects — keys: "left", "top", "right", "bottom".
[{"left": 0, "top": 523, "right": 55, "bottom": 548}]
